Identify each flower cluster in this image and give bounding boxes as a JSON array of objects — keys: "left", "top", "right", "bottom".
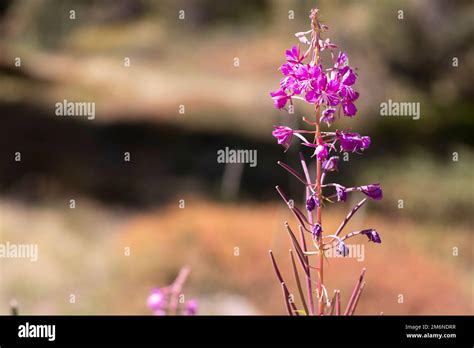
[
  {"left": 146, "top": 266, "right": 198, "bottom": 316},
  {"left": 271, "top": 45, "right": 359, "bottom": 120},
  {"left": 269, "top": 8, "right": 383, "bottom": 316}
]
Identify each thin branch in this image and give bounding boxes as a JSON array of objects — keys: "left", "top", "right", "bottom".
[
  {"left": 344, "top": 268, "right": 366, "bottom": 315},
  {"left": 269, "top": 250, "right": 285, "bottom": 284},
  {"left": 349, "top": 282, "right": 365, "bottom": 316},
  {"left": 271, "top": 251, "right": 298, "bottom": 315},
  {"left": 299, "top": 152, "right": 312, "bottom": 184},
  {"left": 299, "top": 225, "right": 314, "bottom": 315},
  {"left": 275, "top": 186, "right": 312, "bottom": 232},
  {"left": 335, "top": 198, "right": 367, "bottom": 237},
  {"left": 10, "top": 299, "right": 18, "bottom": 316},
  {"left": 289, "top": 249, "right": 309, "bottom": 315},
  {"left": 278, "top": 161, "right": 308, "bottom": 185},
  {"left": 285, "top": 223, "right": 309, "bottom": 270},
  {"left": 281, "top": 282, "right": 293, "bottom": 316},
  {"left": 169, "top": 266, "right": 190, "bottom": 315},
  {"left": 328, "top": 290, "right": 337, "bottom": 315},
  {"left": 335, "top": 290, "right": 341, "bottom": 315}
]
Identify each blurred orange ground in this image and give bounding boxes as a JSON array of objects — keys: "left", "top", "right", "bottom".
[{"left": 116, "top": 198, "right": 472, "bottom": 315}]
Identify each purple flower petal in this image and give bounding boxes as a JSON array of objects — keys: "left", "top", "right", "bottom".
[
  {"left": 306, "top": 196, "right": 319, "bottom": 212},
  {"left": 272, "top": 126, "right": 293, "bottom": 150},
  {"left": 361, "top": 229, "right": 382, "bottom": 243},
  {"left": 341, "top": 67, "right": 357, "bottom": 86},
  {"left": 359, "top": 184, "right": 383, "bottom": 200},
  {"left": 312, "top": 223, "right": 322, "bottom": 239},
  {"left": 336, "top": 130, "right": 371, "bottom": 152},
  {"left": 285, "top": 46, "right": 302, "bottom": 64},
  {"left": 270, "top": 89, "right": 291, "bottom": 109},
  {"left": 322, "top": 156, "right": 339, "bottom": 172},
  {"left": 342, "top": 102, "right": 357, "bottom": 117},
  {"left": 321, "top": 108, "right": 336, "bottom": 125},
  {"left": 336, "top": 185, "right": 347, "bottom": 202},
  {"left": 336, "top": 241, "right": 350, "bottom": 257},
  {"left": 315, "top": 144, "right": 328, "bottom": 161}
]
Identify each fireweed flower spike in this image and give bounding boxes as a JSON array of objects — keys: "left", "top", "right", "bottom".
[{"left": 268, "top": 8, "right": 383, "bottom": 316}]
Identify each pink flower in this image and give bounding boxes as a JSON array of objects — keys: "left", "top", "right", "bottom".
[
  {"left": 336, "top": 130, "right": 370, "bottom": 152},
  {"left": 359, "top": 184, "right": 383, "bottom": 200},
  {"left": 285, "top": 46, "right": 303, "bottom": 65},
  {"left": 321, "top": 107, "right": 336, "bottom": 125},
  {"left": 361, "top": 229, "right": 382, "bottom": 243},
  {"left": 147, "top": 288, "right": 165, "bottom": 312},
  {"left": 302, "top": 142, "right": 328, "bottom": 160},
  {"left": 270, "top": 89, "right": 291, "bottom": 109},
  {"left": 315, "top": 144, "right": 328, "bottom": 160},
  {"left": 306, "top": 74, "right": 340, "bottom": 107},
  {"left": 342, "top": 102, "right": 357, "bottom": 117},
  {"left": 280, "top": 63, "right": 294, "bottom": 76},
  {"left": 335, "top": 52, "right": 348, "bottom": 69},
  {"left": 272, "top": 126, "right": 294, "bottom": 150},
  {"left": 340, "top": 67, "right": 357, "bottom": 86},
  {"left": 322, "top": 156, "right": 339, "bottom": 172},
  {"left": 185, "top": 299, "right": 198, "bottom": 315},
  {"left": 319, "top": 38, "right": 337, "bottom": 51},
  {"left": 294, "top": 64, "right": 322, "bottom": 91}
]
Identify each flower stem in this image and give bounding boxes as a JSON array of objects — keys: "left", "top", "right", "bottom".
[
  {"left": 169, "top": 266, "right": 190, "bottom": 315},
  {"left": 315, "top": 105, "right": 324, "bottom": 316},
  {"left": 298, "top": 153, "right": 315, "bottom": 315}
]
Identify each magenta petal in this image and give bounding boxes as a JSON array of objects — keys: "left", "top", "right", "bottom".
[
  {"left": 305, "top": 89, "right": 318, "bottom": 103},
  {"left": 359, "top": 184, "right": 383, "bottom": 200},
  {"left": 270, "top": 89, "right": 290, "bottom": 109},
  {"left": 343, "top": 102, "right": 357, "bottom": 116},
  {"left": 341, "top": 68, "right": 357, "bottom": 86}
]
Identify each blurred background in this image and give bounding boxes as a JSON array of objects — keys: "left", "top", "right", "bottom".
[{"left": 0, "top": 0, "right": 472, "bottom": 315}]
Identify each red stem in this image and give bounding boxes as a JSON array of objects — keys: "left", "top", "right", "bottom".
[{"left": 315, "top": 106, "right": 323, "bottom": 316}]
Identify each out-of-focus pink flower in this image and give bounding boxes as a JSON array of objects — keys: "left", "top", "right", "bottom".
[
  {"left": 319, "top": 38, "right": 337, "bottom": 50},
  {"left": 147, "top": 288, "right": 166, "bottom": 312},
  {"left": 185, "top": 299, "right": 198, "bottom": 315}
]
